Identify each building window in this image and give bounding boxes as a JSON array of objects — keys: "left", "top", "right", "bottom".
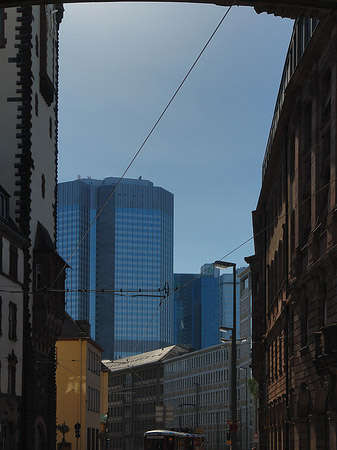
[
  {"left": 0, "top": 237, "right": 2, "bottom": 271},
  {"left": 8, "top": 302, "right": 17, "bottom": 341},
  {"left": 8, "top": 365, "right": 16, "bottom": 395},
  {"left": 91, "top": 428, "right": 95, "bottom": 450},
  {"left": 35, "top": 33, "right": 39, "bottom": 57},
  {"left": 9, "top": 245, "right": 18, "bottom": 279},
  {"left": 300, "top": 297, "right": 309, "bottom": 348},
  {"left": 87, "top": 428, "right": 91, "bottom": 450},
  {"left": 35, "top": 92, "right": 39, "bottom": 116},
  {"left": 39, "top": 6, "right": 54, "bottom": 106},
  {"left": 36, "top": 264, "right": 43, "bottom": 290},
  {"left": 0, "top": 9, "right": 6, "bottom": 48},
  {"left": 124, "top": 373, "right": 131, "bottom": 387},
  {"left": 41, "top": 174, "right": 45, "bottom": 199},
  {"left": 0, "top": 193, "right": 8, "bottom": 219},
  {"left": 7, "top": 351, "right": 17, "bottom": 396},
  {"left": 289, "top": 135, "right": 295, "bottom": 180},
  {"left": 0, "top": 296, "right": 2, "bottom": 336}
]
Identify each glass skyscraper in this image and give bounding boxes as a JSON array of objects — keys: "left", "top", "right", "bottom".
[
  {"left": 219, "top": 268, "right": 245, "bottom": 339},
  {"left": 174, "top": 265, "right": 220, "bottom": 351},
  {"left": 57, "top": 176, "right": 174, "bottom": 359},
  {"left": 174, "top": 264, "right": 244, "bottom": 350}
]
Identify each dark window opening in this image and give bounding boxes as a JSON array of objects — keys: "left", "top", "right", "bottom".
[
  {"left": 35, "top": 92, "right": 39, "bottom": 116},
  {"left": 289, "top": 135, "right": 295, "bottom": 180},
  {"left": 8, "top": 302, "right": 17, "bottom": 341},
  {"left": 300, "top": 297, "right": 309, "bottom": 348},
  {"left": 41, "top": 174, "right": 46, "bottom": 199},
  {"left": 0, "top": 296, "right": 2, "bottom": 336},
  {"left": 8, "top": 365, "right": 16, "bottom": 395},
  {"left": 0, "top": 237, "right": 2, "bottom": 271},
  {"left": 36, "top": 264, "right": 43, "bottom": 290},
  {"left": 35, "top": 33, "right": 39, "bottom": 57},
  {"left": 9, "top": 245, "right": 18, "bottom": 280},
  {"left": 0, "top": 193, "right": 9, "bottom": 220},
  {"left": 0, "top": 9, "right": 6, "bottom": 48},
  {"left": 316, "top": 129, "right": 330, "bottom": 226},
  {"left": 7, "top": 351, "right": 17, "bottom": 396}
]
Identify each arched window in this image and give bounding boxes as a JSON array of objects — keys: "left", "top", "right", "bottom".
[{"left": 34, "top": 419, "right": 47, "bottom": 450}]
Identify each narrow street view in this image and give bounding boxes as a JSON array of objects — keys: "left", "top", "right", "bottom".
[{"left": 0, "top": 1, "right": 337, "bottom": 449}]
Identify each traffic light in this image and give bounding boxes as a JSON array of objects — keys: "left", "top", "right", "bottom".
[
  {"left": 226, "top": 430, "right": 231, "bottom": 440},
  {"left": 74, "top": 422, "right": 81, "bottom": 439}
]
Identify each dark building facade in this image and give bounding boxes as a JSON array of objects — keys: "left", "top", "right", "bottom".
[
  {"left": 104, "top": 346, "right": 187, "bottom": 450},
  {"left": 0, "top": 186, "right": 27, "bottom": 449},
  {"left": 249, "top": 15, "right": 337, "bottom": 450},
  {"left": 0, "top": 5, "right": 66, "bottom": 450}
]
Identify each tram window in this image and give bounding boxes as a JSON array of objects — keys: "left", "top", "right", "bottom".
[
  {"left": 187, "top": 438, "right": 193, "bottom": 449},
  {"left": 145, "top": 438, "right": 164, "bottom": 450}
]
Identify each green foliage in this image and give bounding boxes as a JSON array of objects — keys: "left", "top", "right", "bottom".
[{"left": 248, "top": 376, "right": 259, "bottom": 401}]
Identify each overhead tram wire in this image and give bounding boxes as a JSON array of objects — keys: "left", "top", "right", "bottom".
[
  {"left": 46, "top": 1, "right": 237, "bottom": 297},
  {"left": 161, "top": 175, "right": 337, "bottom": 297},
  {"left": 1, "top": 176, "right": 335, "bottom": 298},
  {"left": 2, "top": 182, "right": 332, "bottom": 372}
]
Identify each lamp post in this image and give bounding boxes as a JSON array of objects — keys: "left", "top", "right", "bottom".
[
  {"left": 215, "top": 260, "right": 237, "bottom": 450},
  {"left": 239, "top": 366, "right": 248, "bottom": 450}
]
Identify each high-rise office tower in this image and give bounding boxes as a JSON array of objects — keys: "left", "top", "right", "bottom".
[
  {"left": 57, "top": 176, "right": 174, "bottom": 359},
  {"left": 174, "top": 265, "right": 220, "bottom": 350},
  {"left": 219, "top": 268, "right": 244, "bottom": 339},
  {"left": 174, "top": 264, "right": 244, "bottom": 350}
]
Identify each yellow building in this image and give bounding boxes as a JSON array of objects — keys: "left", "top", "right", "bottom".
[
  {"left": 56, "top": 314, "right": 108, "bottom": 450},
  {"left": 100, "top": 364, "right": 110, "bottom": 450}
]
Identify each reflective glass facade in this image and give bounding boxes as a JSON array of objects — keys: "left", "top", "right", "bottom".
[
  {"left": 174, "top": 265, "right": 220, "bottom": 351},
  {"left": 219, "top": 268, "right": 245, "bottom": 339},
  {"left": 174, "top": 265, "right": 245, "bottom": 350},
  {"left": 57, "top": 180, "right": 92, "bottom": 322},
  {"left": 57, "top": 177, "right": 174, "bottom": 359},
  {"left": 174, "top": 273, "right": 200, "bottom": 350}
]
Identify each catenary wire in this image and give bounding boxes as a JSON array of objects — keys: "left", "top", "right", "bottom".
[
  {"left": 1, "top": 176, "right": 335, "bottom": 297},
  {"left": 154, "top": 175, "right": 336, "bottom": 301},
  {"left": 46, "top": 0, "right": 237, "bottom": 298},
  {"left": 1, "top": 178, "right": 333, "bottom": 391}
]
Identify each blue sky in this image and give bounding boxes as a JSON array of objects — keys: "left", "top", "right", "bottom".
[{"left": 58, "top": 2, "right": 294, "bottom": 274}]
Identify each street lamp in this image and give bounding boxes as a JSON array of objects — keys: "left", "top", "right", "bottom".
[
  {"left": 239, "top": 367, "right": 248, "bottom": 450},
  {"left": 215, "top": 260, "right": 237, "bottom": 450}
]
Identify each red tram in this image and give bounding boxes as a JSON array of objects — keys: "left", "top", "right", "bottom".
[{"left": 144, "top": 430, "right": 206, "bottom": 450}]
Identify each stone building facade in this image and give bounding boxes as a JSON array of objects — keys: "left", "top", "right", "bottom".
[
  {"left": 163, "top": 342, "right": 253, "bottom": 450},
  {"left": 249, "top": 14, "right": 337, "bottom": 450},
  {"left": 0, "top": 186, "right": 27, "bottom": 449},
  {"left": 104, "top": 346, "right": 187, "bottom": 450},
  {"left": 0, "top": 4, "right": 65, "bottom": 449}
]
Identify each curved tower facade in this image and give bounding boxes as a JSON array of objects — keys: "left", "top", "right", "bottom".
[{"left": 57, "top": 176, "right": 174, "bottom": 359}]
